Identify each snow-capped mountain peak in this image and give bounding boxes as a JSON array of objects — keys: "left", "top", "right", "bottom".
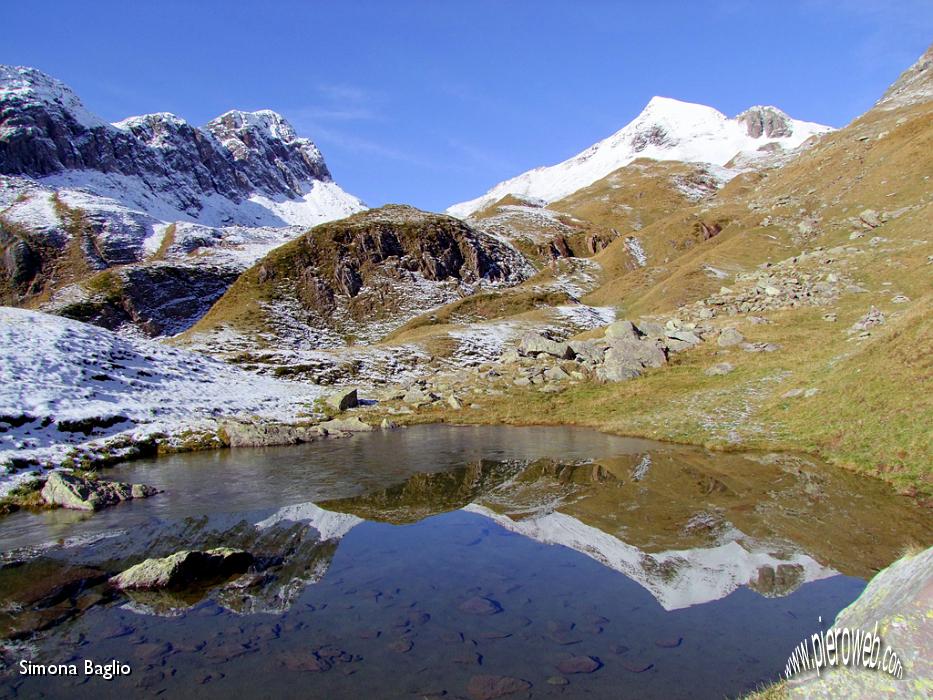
[
  {"left": 0, "top": 65, "right": 106, "bottom": 132},
  {"left": 447, "top": 96, "right": 832, "bottom": 218},
  {"left": 0, "top": 64, "right": 364, "bottom": 227}
]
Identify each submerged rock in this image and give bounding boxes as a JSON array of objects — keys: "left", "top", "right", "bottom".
[
  {"left": 466, "top": 674, "right": 531, "bottom": 700},
  {"left": 111, "top": 548, "right": 253, "bottom": 590},
  {"left": 459, "top": 595, "right": 503, "bottom": 615},
  {"left": 556, "top": 656, "right": 602, "bottom": 674},
  {"left": 40, "top": 471, "right": 159, "bottom": 511}
]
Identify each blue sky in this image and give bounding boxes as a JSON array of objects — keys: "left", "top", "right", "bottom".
[{"left": 3, "top": 1, "right": 931, "bottom": 212}]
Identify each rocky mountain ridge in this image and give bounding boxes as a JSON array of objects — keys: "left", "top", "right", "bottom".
[
  {"left": 0, "top": 65, "right": 366, "bottom": 336},
  {"left": 0, "top": 65, "right": 362, "bottom": 226}
]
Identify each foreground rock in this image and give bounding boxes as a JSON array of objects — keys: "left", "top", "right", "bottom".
[
  {"left": 111, "top": 548, "right": 254, "bottom": 590},
  {"left": 785, "top": 546, "right": 932, "bottom": 698},
  {"left": 41, "top": 471, "right": 159, "bottom": 511}
]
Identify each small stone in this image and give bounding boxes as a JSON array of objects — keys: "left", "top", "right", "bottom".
[
  {"left": 458, "top": 596, "right": 502, "bottom": 615},
  {"left": 546, "top": 676, "right": 569, "bottom": 686},
  {"left": 655, "top": 636, "right": 683, "bottom": 648},
  {"left": 621, "top": 659, "right": 654, "bottom": 673},
  {"left": 556, "top": 656, "right": 602, "bottom": 674},
  {"left": 389, "top": 638, "right": 413, "bottom": 653},
  {"left": 466, "top": 675, "right": 531, "bottom": 700},
  {"left": 705, "top": 362, "right": 734, "bottom": 376},
  {"left": 447, "top": 395, "right": 463, "bottom": 410}
]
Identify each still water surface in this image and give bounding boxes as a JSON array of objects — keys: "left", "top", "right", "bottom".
[{"left": 1, "top": 425, "right": 929, "bottom": 699}]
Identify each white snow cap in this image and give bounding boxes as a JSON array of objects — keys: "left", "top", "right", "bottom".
[{"left": 448, "top": 96, "right": 832, "bottom": 217}]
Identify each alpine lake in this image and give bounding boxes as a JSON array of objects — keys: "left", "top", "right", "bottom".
[{"left": 1, "top": 425, "right": 930, "bottom": 699}]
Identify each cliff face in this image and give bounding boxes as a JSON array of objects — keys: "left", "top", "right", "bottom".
[{"left": 187, "top": 204, "right": 533, "bottom": 350}]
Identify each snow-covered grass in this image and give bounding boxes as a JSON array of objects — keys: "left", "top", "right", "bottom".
[{"left": 0, "top": 307, "right": 322, "bottom": 490}]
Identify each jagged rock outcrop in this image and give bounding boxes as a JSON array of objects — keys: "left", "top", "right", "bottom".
[
  {"left": 873, "top": 42, "right": 933, "bottom": 110},
  {"left": 51, "top": 263, "right": 239, "bottom": 336},
  {"left": 188, "top": 205, "right": 532, "bottom": 349},
  {"left": 736, "top": 106, "right": 795, "bottom": 138}
]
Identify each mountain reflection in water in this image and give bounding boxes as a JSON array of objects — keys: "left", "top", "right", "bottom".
[{"left": 1, "top": 426, "right": 929, "bottom": 699}]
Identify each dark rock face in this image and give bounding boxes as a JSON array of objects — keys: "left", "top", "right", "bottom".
[
  {"left": 56, "top": 263, "right": 238, "bottom": 336},
  {"left": 736, "top": 106, "right": 794, "bottom": 138},
  {"left": 0, "top": 66, "right": 333, "bottom": 211},
  {"left": 283, "top": 205, "right": 523, "bottom": 309}
]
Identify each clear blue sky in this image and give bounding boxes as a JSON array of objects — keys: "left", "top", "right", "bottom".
[{"left": 3, "top": 1, "right": 931, "bottom": 212}]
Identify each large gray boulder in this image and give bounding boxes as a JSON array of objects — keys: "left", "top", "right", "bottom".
[
  {"left": 785, "top": 547, "right": 933, "bottom": 699},
  {"left": 41, "top": 471, "right": 159, "bottom": 511},
  {"left": 595, "top": 362, "right": 641, "bottom": 383},
  {"left": 634, "top": 320, "right": 666, "bottom": 339},
  {"left": 518, "top": 332, "right": 575, "bottom": 360},
  {"left": 325, "top": 388, "right": 358, "bottom": 412},
  {"left": 316, "top": 416, "right": 373, "bottom": 433},
  {"left": 219, "top": 419, "right": 318, "bottom": 447},
  {"left": 605, "top": 337, "right": 668, "bottom": 369},
  {"left": 605, "top": 320, "right": 639, "bottom": 340},
  {"left": 568, "top": 339, "right": 605, "bottom": 364},
  {"left": 111, "top": 548, "right": 253, "bottom": 590}
]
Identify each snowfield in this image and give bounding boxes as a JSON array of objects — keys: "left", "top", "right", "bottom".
[
  {"left": 0, "top": 307, "right": 321, "bottom": 491},
  {"left": 448, "top": 96, "right": 832, "bottom": 217}
]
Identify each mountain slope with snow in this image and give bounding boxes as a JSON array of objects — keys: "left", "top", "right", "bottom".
[
  {"left": 0, "top": 65, "right": 366, "bottom": 336},
  {"left": 0, "top": 65, "right": 364, "bottom": 227},
  {"left": 448, "top": 97, "right": 832, "bottom": 218},
  {"left": 0, "top": 307, "right": 321, "bottom": 483}
]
